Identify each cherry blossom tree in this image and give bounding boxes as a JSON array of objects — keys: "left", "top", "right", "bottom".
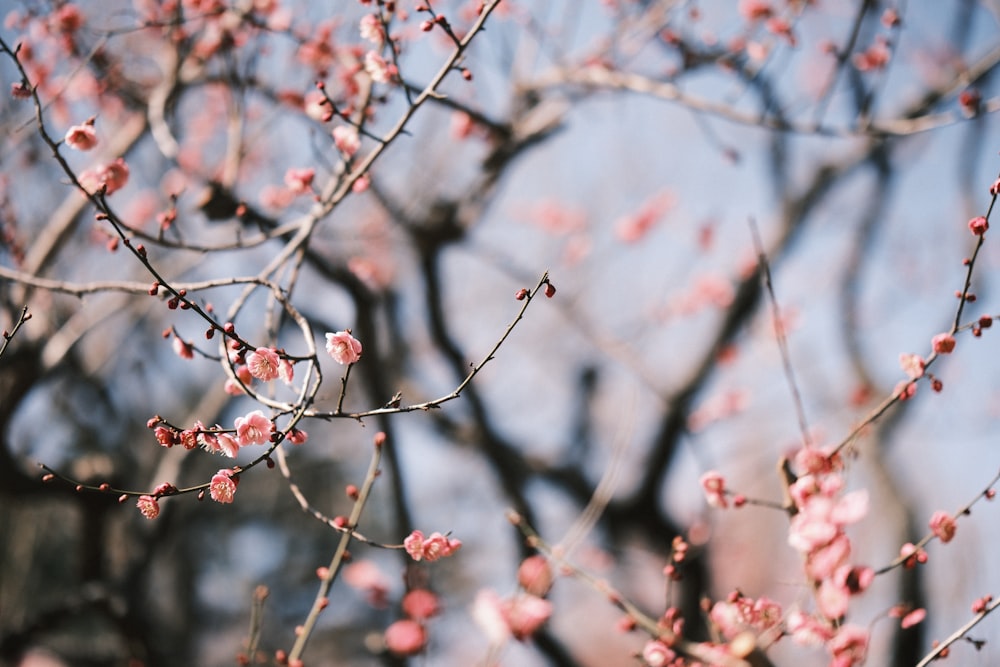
[{"left": 2, "top": 2, "right": 1000, "bottom": 667}]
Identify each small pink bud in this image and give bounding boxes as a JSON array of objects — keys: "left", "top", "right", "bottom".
[{"left": 969, "top": 216, "right": 989, "bottom": 236}]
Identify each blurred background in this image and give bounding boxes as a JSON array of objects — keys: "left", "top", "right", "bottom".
[{"left": 2, "top": 1, "right": 1000, "bottom": 665}]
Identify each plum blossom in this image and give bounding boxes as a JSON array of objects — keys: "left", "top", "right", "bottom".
[
  {"left": 502, "top": 593, "right": 553, "bottom": 640},
  {"left": 899, "top": 353, "right": 926, "bottom": 379},
  {"left": 284, "top": 167, "right": 315, "bottom": 195},
  {"left": 402, "top": 589, "right": 440, "bottom": 621},
  {"left": 931, "top": 332, "right": 956, "bottom": 354},
  {"left": 333, "top": 125, "right": 360, "bottom": 157},
  {"left": 325, "top": 330, "right": 363, "bottom": 365},
  {"left": 828, "top": 624, "right": 868, "bottom": 666},
  {"left": 137, "top": 495, "right": 160, "bottom": 519},
  {"left": 699, "top": 470, "right": 728, "bottom": 508},
  {"left": 383, "top": 619, "right": 426, "bottom": 656},
  {"left": 359, "top": 13, "right": 384, "bottom": 44},
  {"left": 235, "top": 409, "right": 273, "bottom": 446},
  {"left": 364, "top": 50, "right": 394, "bottom": 83},
  {"left": 246, "top": 347, "right": 281, "bottom": 381},
  {"left": 901, "top": 608, "right": 926, "bottom": 629},
  {"left": 403, "top": 530, "right": 461, "bottom": 562},
  {"left": 303, "top": 90, "right": 333, "bottom": 122},
  {"left": 224, "top": 365, "right": 253, "bottom": 395},
  {"left": 517, "top": 555, "right": 553, "bottom": 597},
  {"left": 343, "top": 560, "right": 390, "bottom": 608},
  {"left": 472, "top": 589, "right": 511, "bottom": 645},
  {"left": 929, "top": 510, "right": 957, "bottom": 543},
  {"left": 173, "top": 336, "right": 194, "bottom": 359},
  {"left": 642, "top": 640, "right": 676, "bottom": 667},
  {"left": 969, "top": 215, "right": 989, "bottom": 236},
  {"left": 709, "top": 594, "right": 782, "bottom": 640},
  {"left": 64, "top": 121, "right": 97, "bottom": 150},
  {"left": 79, "top": 157, "right": 130, "bottom": 195},
  {"left": 209, "top": 469, "right": 238, "bottom": 503}
]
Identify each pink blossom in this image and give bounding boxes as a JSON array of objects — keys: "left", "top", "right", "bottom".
[
  {"left": 901, "top": 608, "right": 926, "bottom": 629},
  {"left": 786, "top": 609, "right": 834, "bottom": 646},
  {"left": 931, "top": 333, "right": 956, "bottom": 354},
  {"left": 64, "top": 122, "right": 97, "bottom": 150},
  {"left": 246, "top": 347, "right": 281, "bottom": 381},
  {"left": 699, "top": 470, "right": 728, "bottom": 508},
  {"left": 929, "top": 510, "right": 957, "bottom": 543},
  {"left": 359, "top": 13, "right": 384, "bottom": 44},
  {"left": 209, "top": 469, "right": 238, "bottom": 503},
  {"left": 80, "top": 158, "right": 130, "bottom": 195},
  {"left": 501, "top": 593, "right": 553, "bottom": 640},
  {"left": 279, "top": 357, "right": 295, "bottom": 384},
  {"left": 234, "top": 409, "right": 273, "bottom": 446},
  {"left": 11, "top": 82, "right": 32, "bottom": 99},
  {"left": 642, "top": 640, "right": 676, "bottom": 667},
  {"left": 817, "top": 578, "right": 850, "bottom": 619},
  {"left": 899, "top": 353, "right": 926, "bottom": 379},
  {"left": 343, "top": 560, "right": 390, "bottom": 608},
  {"left": 403, "top": 530, "right": 461, "bottom": 562},
  {"left": 173, "top": 336, "right": 194, "bottom": 359},
  {"left": 51, "top": 3, "right": 84, "bottom": 33},
  {"left": 402, "top": 589, "right": 440, "bottom": 621},
  {"left": 333, "top": 125, "right": 360, "bottom": 157},
  {"left": 614, "top": 191, "right": 675, "bottom": 243},
  {"left": 383, "top": 619, "right": 426, "bottom": 656},
  {"left": 364, "top": 50, "right": 394, "bottom": 84},
  {"left": 303, "top": 90, "right": 333, "bottom": 122},
  {"left": 224, "top": 365, "right": 253, "bottom": 395},
  {"left": 517, "top": 555, "right": 553, "bottom": 597},
  {"left": 216, "top": 432, "right": 241, "bottom": 458},
  {"left": 828, "top": 624, "right": 868, "bottom": 666},
  {"left": 325, "top": 330, "right": 363, "bottom": 365},
  {"left": 472, "top": 589, "right": 511, "bottom": 645},
  {"left": 804, "top": 533, "right": 851, "bottom": 581},
  {"left": 136, "top": 495, "right": 160, "bottom": 519},
  {"left": 900, "top": 542, "right": 928, "bottom": 568},
  {"left": 969, "top": 215, "right": 989, "bottom": 236},
  {"left": 284, "top": 167, "right": 315, "bottom": 195},
  {"left": 738, "top": 0, "right": 772, "bottom": 21},
  {"left": 287, "top": 428, "right": 308, "bottom": 445}
]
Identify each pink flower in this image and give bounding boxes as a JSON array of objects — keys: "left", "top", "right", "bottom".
[
  {"left": 817, "top": 578, "right": 850, "bottom": 619},
  {"left": 303, "top": 90, "right": 333, "bottom": 122},
  {"left": 173, "top": 336, "right": 194, "bottom": 359},
  {"left": 209, "top": 469, "right": 238, "bottom": 503},
  {"left": 136, "top": 495, "right": 160, "bottom": 519},
  {"left": 403, "top": 530, "right": 461, "bottom": 562},
  {"left": 828, "top": 624, "right": 868, "bottom": 666},
  {"left": 235, "top": 409, "right": 273, "bottom": 446},
  {"left": 224, "top": 365, "right": 254, "bottom": 396},
  {"left": 325, "top": 330, "right": 363, "bottom": 365},
  {"left": 929, "top": 510, "right": 957, "bottom": 543},
  {"left": 359, "top": 13, "right": 384, "bottom": 44},
  {"left": 64, "top": 122, "right": 98, "bottom": 150},
  {"left": 343, "top": 560, "right": 390, "bottom": 608},
  {"left": 699, "top": 470, "right": 728, "bottom": 508},
  {"left": 11, "top": 82, "right": 32, "bottom": 99},
  {"left": 501, "top": 593, "right": 553, "bottom": 640},
  {"left": 246, "top": 347, "right": 281, "bottom": 381},
  {"left": 383, "top": 619, "right": 426, "bottom": 656},
  {"left": 517, "top": 555, "right": 553, "bottom": 597},
  {"left": 402, "top": 589, "right": 440, "bottom": 621},
  {"left": 284, "top": 167, "right": 315, "bottom": 195},
  {"left": 364, "top": 50, "right": 394, "bottom": 83},
  {"left": 472, "top": 589, "right": 512, "bottom": 645},
  {"left": 216, "top": 432, "right": 241, "bottom": 457},
  {"left": 642, "top": 640, "right": 676, "bottom": 667},
  {"left": 738, "top": 0, "right": 772, "bottom": 21},
  {"left": 900, "top": 542, "right": 928, "bottom": 568},
  {"left": 786, "top": 609, "right": 834, "bottom": 646},
  {"left": 901, "top": 608, "right": 926, "bottom": 629},
  {"left": 969, "top": 215, "right": 989, "bottom": 236},
  {"left": 899, "top": 353, "right": 926, "bottom": 379},
  {"left": 80, "top": 158, "right": 129, "bottom": 195},
  {"left": 931, "top": 333, "right": 956, "bottom": 354},
  {"left": 614, "top": 192, "right": 675, "bottom": 243},
  {"left": 333, "top": 125, "right": 360, "bottom": 157}
]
